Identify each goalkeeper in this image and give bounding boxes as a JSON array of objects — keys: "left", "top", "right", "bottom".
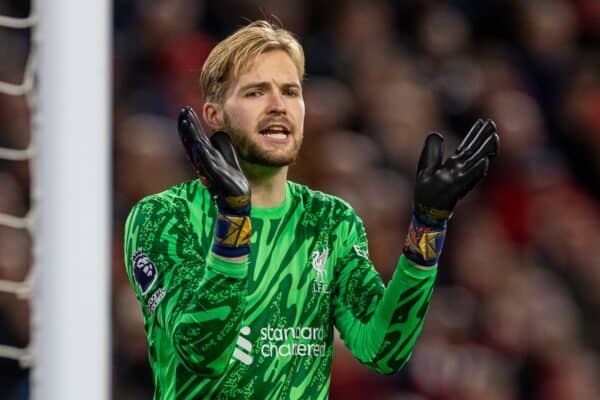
[{"left": 124, "top": 20, "right": 499, "bottom": 399}]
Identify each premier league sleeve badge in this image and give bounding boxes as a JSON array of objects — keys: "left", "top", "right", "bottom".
[{"left": 132, "top": 248, "right": 158, "bottom": 295}]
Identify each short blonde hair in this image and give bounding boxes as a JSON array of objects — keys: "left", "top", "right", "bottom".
[{"left": 200, "top": 20, "right": 305, "bottom": 103}]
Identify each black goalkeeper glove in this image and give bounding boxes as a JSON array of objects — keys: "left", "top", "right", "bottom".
[
  {"left": 177, "top": 106, "right": 251, "bottom": 258},
  {"left": 404, "top": 119, "right": 499, "bottom": 266}
]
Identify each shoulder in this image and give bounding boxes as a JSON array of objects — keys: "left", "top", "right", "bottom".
[
  {"left": 128, "top": 180, "right": 208, "bottom": 214},
  {"left": 124, "top": 181, "right": 209, "bottom": 263},
  {"left": 125, "top": 180, "right": 210, "bottom": 230}
]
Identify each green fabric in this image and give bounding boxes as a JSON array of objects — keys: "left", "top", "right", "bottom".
[{"left": 124, "top": 180, "right": 437, "bottom": 399}]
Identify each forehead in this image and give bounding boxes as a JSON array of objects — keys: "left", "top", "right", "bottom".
[{"left": 234, "top": 49, "right": 301, "bottom": 87}]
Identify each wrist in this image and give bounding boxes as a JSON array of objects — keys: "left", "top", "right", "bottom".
[
  {"left": 213, "top": 212, "right": 251, "bottom": 258},
  {"left": 403, "top": 214, "right": 447, "bottom": 267}
]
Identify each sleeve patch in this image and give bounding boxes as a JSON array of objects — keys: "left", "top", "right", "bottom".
[
  {"left": 132, "top": 248, "right": 158, "bottom": 295},
  {"left": 146, "top": 287, "right": 165, "bottom": 314},
  {"left": 353, "top": 244, "right": 369, "bottom": 260}
]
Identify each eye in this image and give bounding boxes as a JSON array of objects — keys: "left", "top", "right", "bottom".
[
  {"left": 284, "top": 88, "right": 300, "bottom": 97},
  {"left": 245, "top": 90, "right": 263, "bottom": 97}
]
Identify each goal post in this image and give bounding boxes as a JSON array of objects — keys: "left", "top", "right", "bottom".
[{"left": 34, "top": 0, "right": 111, "bottom": 398}]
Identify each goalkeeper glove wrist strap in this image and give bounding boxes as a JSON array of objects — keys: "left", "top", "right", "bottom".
[
  {"left": 213, "top": 212, "right": 251, "bottom": 258},
  {"left": 403, "top": 214, "right": 447, "bottom": 267}
]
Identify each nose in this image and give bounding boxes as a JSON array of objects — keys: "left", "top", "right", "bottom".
[{"left": 267, "top": 91, "right": 286, "bottom": 114}]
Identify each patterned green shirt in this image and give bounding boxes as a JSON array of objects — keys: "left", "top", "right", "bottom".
[{"left": 124, "top": 180, "right": 437, "bottom": 399}]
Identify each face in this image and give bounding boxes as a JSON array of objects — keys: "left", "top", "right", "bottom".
[{"left": 219, "top": 50, "right": 305, "bottom": 166}]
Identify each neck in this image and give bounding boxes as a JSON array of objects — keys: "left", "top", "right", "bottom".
[{"left": 241, "top": 161, "right": 288, "bottom": 208}]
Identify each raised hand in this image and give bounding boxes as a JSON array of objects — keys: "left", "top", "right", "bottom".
[
  {"left": 178, "top": 106, "right": 251, "bottom": 258},
  {"left": 413, "top": 119, "right": 499, "bottom": 225},
  {"left": 404, "top": 119, "right": 499, "bottom": 267}
]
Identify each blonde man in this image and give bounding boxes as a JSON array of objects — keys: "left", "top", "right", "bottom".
[{"left": 124, "top": 20, "right": 498, "bottom": 399}]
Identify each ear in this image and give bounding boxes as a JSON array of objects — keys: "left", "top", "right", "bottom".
[{"left": 203, "top": 101, "right": 224, "bottom": 131}]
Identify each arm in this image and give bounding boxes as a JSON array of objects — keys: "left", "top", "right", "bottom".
[
  {"left": 124, "top": 106, "right": 253, "bottom": 376},
  {"left": 124, "top": 196, "right": 248, "bottom": 376},
  {"left": 333, "top": 214, "right": 436, "bottom": 374},
  {"left": 335, "top": 119, "right": 499, "bottom": 374}
]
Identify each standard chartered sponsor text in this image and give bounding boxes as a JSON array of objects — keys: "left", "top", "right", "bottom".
[{"left": 260, "top": 324, "right": 326, "bottom": 358}]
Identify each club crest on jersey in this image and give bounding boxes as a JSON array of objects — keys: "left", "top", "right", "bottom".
[
  {"left": 312, "top": 248, "right": 331, "bottom": 294},
  {"left": 133, "top": 248, "right": 158, "bottom": 295}
]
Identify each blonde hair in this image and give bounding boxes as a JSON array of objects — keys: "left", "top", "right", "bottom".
[{"left": 200, "top": 20, "right": 305, "bottom": 103}]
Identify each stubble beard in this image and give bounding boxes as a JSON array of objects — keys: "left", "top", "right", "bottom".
[{"left": 222, "top": 112, "right": 302, "bottom": 167}]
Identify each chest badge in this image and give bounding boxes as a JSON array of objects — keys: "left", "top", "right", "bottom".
[{"left": 311, "top": 248, "right": 330, "bottom": 294}]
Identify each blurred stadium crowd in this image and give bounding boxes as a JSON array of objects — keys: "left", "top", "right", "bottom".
[{"left": 0, "top": 0, "right": 599, "bottom": 399}]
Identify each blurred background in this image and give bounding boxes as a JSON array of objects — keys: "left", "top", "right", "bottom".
[{"left": 1, "top": 0, "right": 600, "bottom": 399}]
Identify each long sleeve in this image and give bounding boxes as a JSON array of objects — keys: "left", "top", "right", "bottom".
[
  {"left": 124, "top": 195, "right": 247, "bottom": 376},
  {"left": 333, "top": 212, "right": 436, "bottom": 374}
]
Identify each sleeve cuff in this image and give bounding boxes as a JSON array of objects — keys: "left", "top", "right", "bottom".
[
  {"left": 397, "top": 254, "right": 438, "bottom": 280},
  {"left": 206, "top": 252, "right": 248, "bottom": 279}
]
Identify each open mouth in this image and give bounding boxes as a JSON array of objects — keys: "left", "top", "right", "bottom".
[{"left": 259, "top": 124, "right": 290, "bottom": 139}]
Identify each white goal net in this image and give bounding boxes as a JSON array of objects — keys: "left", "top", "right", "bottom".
[{"left": 0, "top": 1, "right": 37, "bottom": 370}]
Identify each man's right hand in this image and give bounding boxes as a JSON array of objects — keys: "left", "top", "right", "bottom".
[{"left": 178, "top": 106, "right": 252, "bottom": 258}]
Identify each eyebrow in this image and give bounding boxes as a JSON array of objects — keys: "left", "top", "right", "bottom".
[{"left": 239, "top": 81, "right": 301, "bottom": 92}]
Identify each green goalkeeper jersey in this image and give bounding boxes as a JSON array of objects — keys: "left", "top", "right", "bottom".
[{"left": 124, "top": 180, "right": 437, "bottom": 399}]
